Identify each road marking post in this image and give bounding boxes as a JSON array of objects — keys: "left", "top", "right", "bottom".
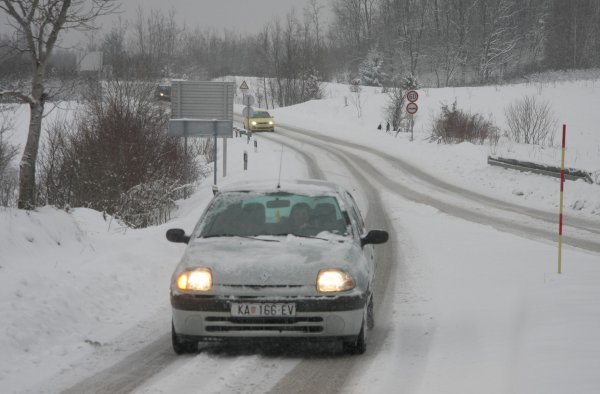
[{"left": 558, "top": 124, "right": 566, "bottom": 274}]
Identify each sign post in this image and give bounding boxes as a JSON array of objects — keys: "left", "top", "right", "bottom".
[
  {"left": 406, "top": 90, "right": 419, "bottom": 142},
  {"left": 240, "top": 80, "right": 250, "bottom": 130},
  {"left": 406, "top": 102, "right": 418, "bottom": 142},
  {"left": 558, "top": 124, "right": 566, "bottom": 274},
  {"left": 169, "top": 81, "right": 235, "bottom": 192}
]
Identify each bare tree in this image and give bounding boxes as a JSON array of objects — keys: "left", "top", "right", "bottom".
[
  {"left": 307, "top": 0, "right": 325, "bottom": 48},
  {"left": 349, "top": 80, "right": 364, "bottom": 118},
  {"left": 395, "top": 0, "right": 431, "bottom": 77},
  {"left": 101, "top": 19, "right": 128, "bottom": 78},
  {"left": 476, "top": 0, "right": 519, "bottom": 83},
  {"left": 504, "top": 96, "right": 557, "bottom": 146},
  {"left": 0, "top": 0, "right": 117, "bottom": 209},
  {"left": 132, "top": 7, "right": 181, "bottom": 78},
  {"left": 331, "top": 0, "right": 377, "bottom": 69},
  {"left": 427, "top": 0, "right": 479, "bottom": 87}
]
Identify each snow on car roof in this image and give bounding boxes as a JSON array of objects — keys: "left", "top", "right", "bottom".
[{"left": 218, "top": 179, "right": 345, "bottom": 196}]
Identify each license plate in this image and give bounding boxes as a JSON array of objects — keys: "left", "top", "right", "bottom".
[{"left": 230, "top": 303, "right": 296, "bottom": 317}]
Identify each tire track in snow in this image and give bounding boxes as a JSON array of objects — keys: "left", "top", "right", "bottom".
[
  {"left": 261, "top": 131, "right": 430, "bottom": 394},
  {"left": 269, "top": 123, "right": 600, "bottom": 253}
]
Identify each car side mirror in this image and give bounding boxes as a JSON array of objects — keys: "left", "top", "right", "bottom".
[
  {"left": 361, "top": 230, "right": 389, "bottom": 247},
  {"left": 166, "top": 228, "right": 190, "bottom": 244}
]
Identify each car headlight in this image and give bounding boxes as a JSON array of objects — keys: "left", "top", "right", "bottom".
[
  {"left": 176, "top": 268, "right": 212, "bottom": 291},
  {"left": 268, "top": 121, "right": 273, "bottom": 125},
  {"left": 316, "top": 269, "right": 355, "bottom": 292},
  {"left": 251, "top": 121, "right": 257, "bottom": 126}
]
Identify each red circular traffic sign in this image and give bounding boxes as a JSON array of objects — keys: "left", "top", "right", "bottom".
[
  {"left": 406, "top": 90, "right": 419, "bottom": 102},
  {"left": 406, "top": 102, "right": 418, "bottom": 115}
]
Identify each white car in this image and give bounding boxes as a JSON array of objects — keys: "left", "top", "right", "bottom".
[{"left": 166, "top": 179, "right": 388, "bottom": 354}]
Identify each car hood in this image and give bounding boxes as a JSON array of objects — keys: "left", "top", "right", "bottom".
[{"left": 175, "top": 236, "right": 365, "bottom": 287}]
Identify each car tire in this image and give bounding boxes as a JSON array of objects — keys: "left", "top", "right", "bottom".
[
  {"left": 367, "top": 294, "right": 375, "bottom": 330},
  {"left": 343, "top": 323, "right": 367, "bottom": 355},
  {"left": 172, "top": 322, "right": 197, "bottom": 355}
]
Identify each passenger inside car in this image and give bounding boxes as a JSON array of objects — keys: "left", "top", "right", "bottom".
[
  {"left": 289, "top": 203, "right": 312, "bottom": 235},
  {"left": 312, "top": 202, "right": 344, "bottom": 234}
]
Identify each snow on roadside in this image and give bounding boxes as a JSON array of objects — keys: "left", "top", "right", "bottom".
[
  {"left": 0, "top": 131, "right": 308, "bottom": 394},
  {"left": 341, "top": 190, "right": 600, "bottom": 394},
  {"left": 262, "top": 79, "right": 600, "bottom": 219},
  {"left": 2, "top": 74, "right": 599, "bottom": 393}
]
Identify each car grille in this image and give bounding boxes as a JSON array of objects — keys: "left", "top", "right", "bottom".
[{"left": 204, "top": 316, "right": 324, "bottom": 333}]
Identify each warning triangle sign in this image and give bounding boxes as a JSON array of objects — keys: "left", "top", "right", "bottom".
[{"left": 239, "top": 80, "right": 249, "bottom": 90}]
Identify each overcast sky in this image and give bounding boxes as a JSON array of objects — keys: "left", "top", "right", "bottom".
[
  {"left": 108, "top": 0, "right": 326, "bottom": 33},
  {"left": 0, "top": 0, "right": 331, "bottom": 47}
]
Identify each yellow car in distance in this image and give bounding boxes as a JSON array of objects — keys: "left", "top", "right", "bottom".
[{"left": 244, "top": 110, "right": 275, "bottom": 132}]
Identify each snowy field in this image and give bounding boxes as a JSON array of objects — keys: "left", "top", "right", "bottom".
[
  {"left": 1, "top": 77, "right": 599, "bottom": 393},
  {"left": 228, "top": 75, "right": 600, "bottom": 218}
]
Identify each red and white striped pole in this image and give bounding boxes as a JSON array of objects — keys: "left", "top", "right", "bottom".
[{"left": 558, "top": 124, "right": 566, "bottom": 274}]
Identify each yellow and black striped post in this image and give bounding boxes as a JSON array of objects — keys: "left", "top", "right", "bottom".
[{"left": 558, "top": 125, "right": 566, "bottom": 274}]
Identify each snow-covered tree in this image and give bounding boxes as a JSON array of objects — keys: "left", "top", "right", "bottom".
[
  {"left": 303, "top": 67, "right": 323, "bottom": 100},
  {"left": 400, "top": 73, "right": 419, "bottom": 90},
  {"left": 359, "top": 48, "right": 387, "bottom": 87}
]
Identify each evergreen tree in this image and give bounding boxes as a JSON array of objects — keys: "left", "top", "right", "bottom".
[
  {"left": 401, "top": 73, "right": 419, "bottom": 90},
  {"left": 303, "top": 67, "right": 323, "bottom": 100},
  {"left": 359, "top": 48, "right": 387, "bottom": 87}
]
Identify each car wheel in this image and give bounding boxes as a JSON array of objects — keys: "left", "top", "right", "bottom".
[
  {"left": 367, "top": 294, "right": 375, "bottom": 330},
  {"left": 172, "top": 322, "right": 197, "bottom": 355},
  {"left": 343, "top": 323, "right": 367, "bottom": 355}
]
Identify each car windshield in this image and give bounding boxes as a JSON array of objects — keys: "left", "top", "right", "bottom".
[
  {"left": 198, "top": 191, "right": 349, "bottom": 238},
  {"left": 251, "top": 111, "right": 271, "bottom": 118}
]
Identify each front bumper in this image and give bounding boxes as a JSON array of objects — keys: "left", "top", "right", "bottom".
[
  {"left": 171, "top": 293, "right": 366, "bottom": 340},
  {"left": 248, "top": 122, "right": 274, "bottom": 131}
]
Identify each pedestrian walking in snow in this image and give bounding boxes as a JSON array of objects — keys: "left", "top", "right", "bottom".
[
  {"left": 377, "top": 123, "right": 382, "bottom": 131},
  {"left": 386, "top": 122, "right": 390, "bottom": 133}
]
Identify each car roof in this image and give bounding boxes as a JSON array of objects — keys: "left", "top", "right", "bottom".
[{"left": 218, "top": 179, "right": 346, "bottom": 196}]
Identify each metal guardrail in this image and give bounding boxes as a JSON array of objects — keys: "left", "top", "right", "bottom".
[{"left": 487, "top": 156, "right": 594, "bottom": 184}]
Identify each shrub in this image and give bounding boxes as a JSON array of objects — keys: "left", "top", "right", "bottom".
[
  {"left": 431, "top": 101, "right": 499, "bottom": 144},
  {"left": 37, "top": 78, "right": 201, "bottom": 226},
  {"left": 37, "top": 115, "right": 73, "bottom": 208},
  {"left": 385, "top": 74, "right": 420, "bottom": 132},
  {"left": 118, "top": 178, "right": 179, "bottom": 228},
  {"left": 504, "top": 96, "right": 557, "bottom": 146},
  {"left": 349, "top": 80, "right": 364, "bottom": 118},
  {"left": 385, "top": 87, "right": 405, "bottom": 131}
]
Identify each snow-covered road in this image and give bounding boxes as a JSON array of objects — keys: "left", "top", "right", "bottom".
[
  {"left": 54, "top": 119, "right": 600, "bottom": 394},
  {"left": 3, "top": 80, "right": 600, "bottom": 393}
]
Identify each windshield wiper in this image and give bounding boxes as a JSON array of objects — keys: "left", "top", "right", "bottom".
[{"left": 202, "top": 234, "right": 280, "bottom": 242}]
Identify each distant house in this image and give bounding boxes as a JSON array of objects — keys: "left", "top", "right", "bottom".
[{"left": 77, "top": 51, "right": 111, "bottom": 78}]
